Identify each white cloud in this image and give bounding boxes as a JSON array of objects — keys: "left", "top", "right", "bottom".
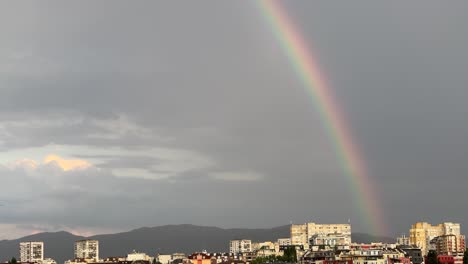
[{"left": 0, "top": 144, "right": 216, "bottom": 181}]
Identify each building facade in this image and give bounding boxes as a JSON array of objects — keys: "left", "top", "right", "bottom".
[
  {"left": 409, "top": 222, "right": 461, "bottom": 255},
  {"left": 126, "top": 251, "right": 151, "bottom": 262},
  {"left": 20, "top": 241, "right": 44, "bottom": 262},
  {"left": 397, "top": 235, "right": 410, "bottom": 246},
  {"left": 74, "top": 240, "right": 99, "bottom": 261},
  {"left": 310, "top": 233, "right": 350, "bottom": 247},
  {"left": 277, "top": 238, "right": 291, "bottom": 246},
  {"left": 291, "top": 223, "right": 351, "bottom": 250},
  {"left": 434, "top": 235, "right": 466, "bottom": 264},
  {"left": 398, "top": 245, "right": 423, "bottom": 264},
  {"left": 292, "top": 224, "right": 309, "bottom": 249},
  {"left": 40, "top": 258, "right": 58, "bottom": 264},
  {"left": 301, "top": 243, "right": 404, "bottom": 264},
  {"left": 156, "top": 255, "right": 172, "bottom": 264},
  {"left": 229, "top": 240, "right": 252, "bottom": 254}
]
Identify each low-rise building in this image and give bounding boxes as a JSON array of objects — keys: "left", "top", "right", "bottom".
[
  {"left": 397, "top": 245, "right": 423, "bottom": 264},
  {"left": 302, "top": 243, "right": 409, "bottom": 264},
  {"left": 127, "top": 251, "right": 151, "bottom": 262},
  {"left": 39, "top": 258, "right": 57, "bottom": 264},
  {"left": 423, "top": 255, "right": 455, "bottom": 264},
  {"left": 277, "top": 238, "right": 291, "bottom": 246},
  {"left": 156, "top": 255, "right": 172, "bottom": 264},
  {"left": 309, "top": 233, "right": 350, "bottom": 248},
  {"left": 65, "top": 258, "right": 89, "bottom": 264},
  {"left": 396, "top": 235, "right": 410, "bottom": 246},
  {"left": 188, "top": 252, "right": 245, "bottom": 264},
  {"left": 171, "top": 254, "right": 186, "bottom": 261}
]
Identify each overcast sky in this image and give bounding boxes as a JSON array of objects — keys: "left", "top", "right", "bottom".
[{"left": 0, "top": 1, "right": 467, "bottom": 239}]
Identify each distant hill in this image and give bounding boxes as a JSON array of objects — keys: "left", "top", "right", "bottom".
[
  {"left": 0, "top": 231, "right": 84, "bottom": 264},
  {"left": 0, "top": 224, "right": 394, "bottom": 264}
]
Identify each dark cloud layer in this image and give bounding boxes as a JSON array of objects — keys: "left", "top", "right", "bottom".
[{"left": 0, "top": 1, "right": 467, "bottom": 239}]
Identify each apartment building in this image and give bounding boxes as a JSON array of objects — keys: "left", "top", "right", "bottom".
[
  {"left": 229, "top": 240, "right": 252, "bottom": 254},
  {"left": 409, "top": 222, "right": 461, "bottom": 255},
  {"left": 397, "top": 235, "right": 410, "bottom": 246},
  {"left": 291, "top": 223, "right": 351, "bottom": 250},
  {"left": 277, "top": 238, "right": 291, "bottom": 246},
  {"left": 251, "top": 241, "right": 275, "bottom": 251},
  {"left": 291, "top": 224, "right": 309, "bottom": 248},
  {"left": 188, "top": 253, "right": 245, "bottom": 264},
  {"left": 41, "top": 258, "right": 58, "bottom": 264},
  {"left": 20, "top": 241, "right": 44, "bottom": 262},
  {"left": 127, "top": 251, "right": 152, "bottom": 261},
  {"left": 434, "top": 234, "right": 466, "bottom": 264},
  {"left": 310, "top": 233, "right": 350, "bottom": 247},
  {"left": 301, "top": 244, "right": 405, "bottom": 264},
  {"left": 74, "top": 240, "right": 99, "bottom": 261},
  {"left": 397, "top": 245, "right": 423, "bottom": 264}
]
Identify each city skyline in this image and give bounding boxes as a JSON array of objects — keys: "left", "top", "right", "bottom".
[
  {"left": 4, "top": 221, "right": 464, "bottom": 264},
  {"left": 0, "top": 1, "right": 467, "bottom": 239}
]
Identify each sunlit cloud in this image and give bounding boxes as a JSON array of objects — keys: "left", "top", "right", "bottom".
[
  {"left": 44, "top": 154, "right": 92, "bottom": 171},
  {"left": 7, "top": 158, "right": 39, "bottom": 170}
]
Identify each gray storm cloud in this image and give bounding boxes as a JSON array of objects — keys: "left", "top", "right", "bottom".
[{"left": 0, "top": 1, "right": 467, "bottom": 238}]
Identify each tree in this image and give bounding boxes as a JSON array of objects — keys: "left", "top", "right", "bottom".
[
  {"left": 282, "top": 246, "right": 297, "bottom": 263},
  {"left": 426, "top": 250, "right": 439, "bottom": 264},
  {"left": 463, "top": 248, "right": 468, "bottom": 264},
  {"left": 8, "top": 257, "right": 17, "bottom": 264}
]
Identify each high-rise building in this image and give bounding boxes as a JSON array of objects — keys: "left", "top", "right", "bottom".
[
  {"left": 291, "top": 224, "right": 308, "bottom": 248},
  {"left": 290, "top": 222, "right": 351, "bottom": 250},
  {"left": 409, "top": 222, "right": 461, "bottom": 255},
  {"left": 229, "top": 239, "right": 252, "bottom": 254},
  {"left": 74, "top": 240, "right": 99, "bottom": 261},
  {"left": 434, "top": 234, "right": 466, "bottom": 264},
  {"left": 20, "top": 241, "right": 44, "bottom": 262}
]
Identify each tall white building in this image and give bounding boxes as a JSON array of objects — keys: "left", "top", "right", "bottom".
[
  {"left": 229, "top": 239, "right": 252, "bottom": 254},
  {"left": 74, "top": 240, "right": 99, "bottom": 261},
  {"left": 291, "top": 222, "right": 351, "bottom": 250},
  {"left": 20, "top": 241, "right": 44, "bottom": 262}
]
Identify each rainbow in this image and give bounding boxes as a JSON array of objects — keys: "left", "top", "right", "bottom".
[{"left": 257, "top": 0, "right": 388, "bottom": 236}]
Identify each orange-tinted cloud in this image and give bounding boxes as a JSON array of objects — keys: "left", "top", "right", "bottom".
[{"left": 44, "top": 154, "right": 91, "bottom": 171}]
